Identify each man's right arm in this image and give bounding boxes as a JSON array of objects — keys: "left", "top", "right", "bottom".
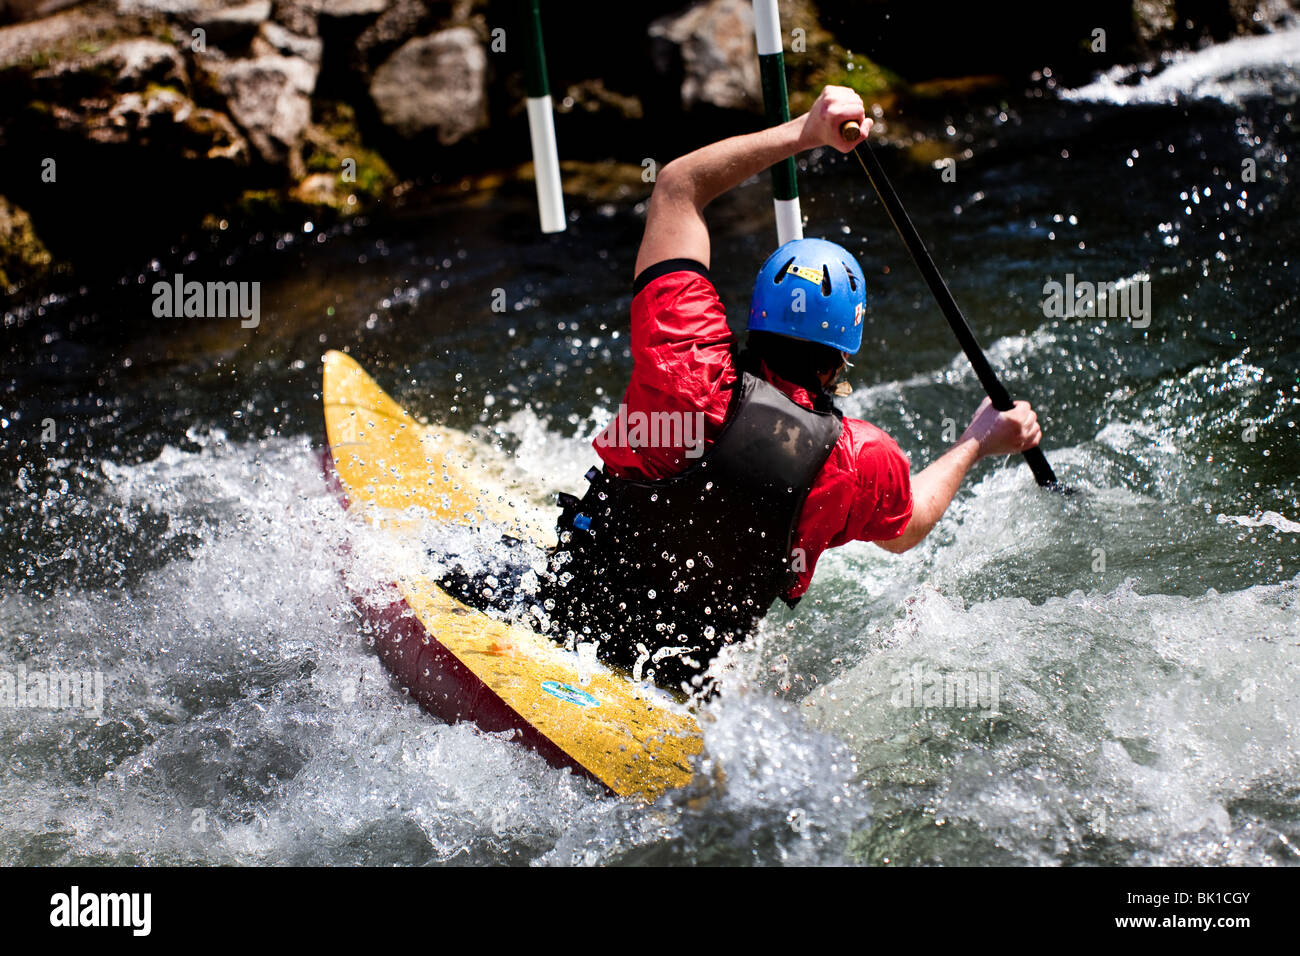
[
  {"left": 875, "top": 398, "right": 1042, "bottom": 554},
  {"left": 633, "top": 86, "right": 869, "bottom": 277}
]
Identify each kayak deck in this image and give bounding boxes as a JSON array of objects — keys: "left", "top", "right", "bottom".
[{"left": 321, "top": 349, "right": 701, "bottom": 801}]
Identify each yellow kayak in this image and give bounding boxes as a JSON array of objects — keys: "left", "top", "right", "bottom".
[{"left": 320, "top": 350, "right": 702, "bottom": 801}]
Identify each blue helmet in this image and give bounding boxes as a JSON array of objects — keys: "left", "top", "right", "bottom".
[{"left": 747, "top": 238, "right": 866, "bottom": 354}]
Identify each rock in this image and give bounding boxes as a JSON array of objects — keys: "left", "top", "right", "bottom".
[
  {"left": 1, "top": 0, "right": 88, "bottom": 26},
  {"left": 1235, "top": 0, "right": 1299, "bottom": 32},
  {"left": 103, "top": 84, "right": 192, "bottom": 139},
  {"left": 353, "top": 0, "right": 436, "bottom": 74},
  {"left": 37, "top": 79, "right": 250, "bottom": 164},
  {"left": 323, "top": 0, "right": 390, "bottom": 16},
  {"left": 1133, "top": 0, "right": 1177, "bottom": 44},
  {"left": 369, "top": 26, "right": 485, "bottom": 143},
  {"left": 269, "top": 0, "right": 319, "bottom": 36},
  {"left": 111, "top": 0, "right": 270, "bottom": 19},
  {"left": 103, "top": 38, "right": 187, "bottom": 89},
  {"left": 31, "top": 38, "right": 187, "bottom": 98},
  {"left": 252, "top": 20, "right": 321, "bottom": 65},
  {"left": 1129, "top": 0, "right": 1296, "bottom": 49},
  {"left": 113, "top": 0, "right": 221, "bottom": 17},
  {"left": 268, "top": 0, "right": 390, "bottom": 39},
  {"left": 180, "top": 104, "right": 249, "bottom": 161},
  {"left": 0, "top": 6, "right": 123, "bottom": 71},
  {"left": 207, "top": 53, "right": 316, "bottom": 168},
  {"left": 555, "top": 78, "right": 643, "bottom": 120},
  {"left": 649, "top": 0, "right": 761, "bottom": 112},
  {"left": 6, "top": 23, "right": 251, "bottom": 164},
  {"left": 289, "top": 169, "right": 339, "bottom": 206},
  {"left": 193, "top": 0, "right": 272, "bottom": 46},
  {"left": 301, "top": 102, "right": 394, "bottom": 202},
  {"left": 0, "top": 196, "right": 52, "bottom": 292}
]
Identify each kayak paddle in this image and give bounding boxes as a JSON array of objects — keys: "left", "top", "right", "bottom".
[{"left": 840, "top": 120, "right": 1065, "bottom": 491}]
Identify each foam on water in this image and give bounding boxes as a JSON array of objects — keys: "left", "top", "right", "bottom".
[
  {"left": 6, "top": 293, "right": 1296, "bottom": 865},
  {"left": 0, "top": 430, "right": 869, "bottom": 865},
  {"left": 1061, "top": 25, "right": 1300, "bottom": 106},
  {"left": 476, "top": 403, "right": 612, "bottom": 495},
  {"left": 4, "top": 24, "right": 1298, "bottom": 863},
  {"left": 1219, "top": 511, "right": 1300, "bottom": 533},
  {"left": 801, "top": 574, "right": 1300, "bottom": 865}
]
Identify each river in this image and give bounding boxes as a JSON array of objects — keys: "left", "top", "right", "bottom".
[{"left": 2, "top": 27, "right": 1298, "bottom": 865}]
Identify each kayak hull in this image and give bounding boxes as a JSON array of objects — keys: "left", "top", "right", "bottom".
[
  {"left": 320, "top": 349, "right": 702, "bottom": 802},
  {"left": 321, "top": 444, "right": 597, "bottom": 783}
]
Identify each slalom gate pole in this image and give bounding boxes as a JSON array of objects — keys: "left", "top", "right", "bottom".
[
  {"left": 524, "top": 0, "right": 565, "bottom": 233},
  {"left": 753, "top": 0, "right": 802, "bottom": 244}
]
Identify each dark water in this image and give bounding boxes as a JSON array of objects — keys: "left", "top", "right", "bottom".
[{"left": 2, "top": 30, "right": 1298, "bottom": 865}]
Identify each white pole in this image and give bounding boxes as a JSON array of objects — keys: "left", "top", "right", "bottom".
[
  {"left": 524, "top": 1, "right": 565, "bottom": 233},
  {"left": 526, "top": 95, "right": 565, "bottom": 233},
  {"left": 753, "top": 0, "right": 802, "bottom": 244},
  {"left": 753, "top": 0, "right": 782, "bottom": 57}
]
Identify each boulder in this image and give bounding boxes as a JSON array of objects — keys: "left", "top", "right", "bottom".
[
  {"left": 555, "top": 78, "right": 643, "bottom": 120},
  {"left": 252, "top": 19, "right": 321, "bottom": 65},
  {"left": 268, "top": 0, "right": 319, "bottom": 35},
  {"left": 0, "top": 195, "right": 52, "bottom": 291},
  {"left": 193, "top": 0, "right": 272, "bottom": 46},
  {"left": 102, "top": 38, "right": 188, "bottom": 89},
  {"left": 8, "top": 26, "right": 251, "bottom": 163},
  {"left": 368, "top": 26, "right": 485, "bottom": 143},
  {"left": 289, "top": 169, "right": 339, "bottom": 206},
  {"left": 1134, "top": 0, "right": 1297, "bottom": 46},
  {"left": 268, "top": 0, "right": 390, "bottom": 40},
  {"left": 353, "top": 0, "right": 437, "bottom": 74},
  {"left": 0, "top": 0, "right": 88, "bottom": 26},
  {"left": 31, "top": 38, "right": 187, "bottom": 98},
  {"left": 179, "top": 104, "right": 249, "bottom": 161},
  {"left": 323, "top": 0, "right": 390, "bottom": 16},
  {"left": 207, "top": 52, "right": 316, "bottom": 168},
  {"left": 649, "top": 0, "right": 761, "bottom": 112},
  {"left": 1236, "top": 0, "right": 1299, "bottom": 32},
  {"left": 113, "top": 0, "right": 227, "bottom": 17},
  {"left": 1133, "top": 0, "right": 1177, "bottom": 43},
  {"left": 0, "top": 6, "right": 124, "bottom": 71},
  {"left": 35, "top": 79, "right": 249, "bottom": 164},
  {"left": 102, "top": 84, "right": 193, "bottom": 140}
]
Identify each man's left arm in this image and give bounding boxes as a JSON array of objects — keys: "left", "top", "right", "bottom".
[
  {"left": 633, "top": 87, "right": 871, "bottom": 277},
  {"left": 875, "top": 398, "right": 1042, "bottom": 554}
]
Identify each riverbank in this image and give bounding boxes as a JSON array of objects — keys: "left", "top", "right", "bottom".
[{"left": 2, "top": 0, "right": 1295, "bottom": 297}]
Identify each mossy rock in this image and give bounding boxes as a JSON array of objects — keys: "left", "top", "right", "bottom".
[
  {"left": 233, "top": 188, "right": 285, "bottom": 219},
  {"left": 0, "top": 196, "right": 53, "bottom": 293},
  {"left": 301, "top": 101, "right": 395, "bottom": 208},
  {"left": 0, "top": 9, "right": 159, "bottom": 74},
  {"left": 820, "top": 48, "right": 907, "bottom": 105}
]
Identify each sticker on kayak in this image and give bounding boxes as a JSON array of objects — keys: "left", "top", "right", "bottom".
[{"left": 541, "top": 681, "right": 601, "bottom": 708}]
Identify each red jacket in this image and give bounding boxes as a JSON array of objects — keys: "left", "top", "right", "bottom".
[{"left": 593, "top": 263, "right": 913, "bottom": 599}]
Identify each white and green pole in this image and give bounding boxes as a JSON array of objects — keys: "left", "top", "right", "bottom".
[
  {"left": 524, "top": 0, "right": 565, "bottom": 233},
  {"left": 753, "top": 0, "right": 802, "bottom": 244}
]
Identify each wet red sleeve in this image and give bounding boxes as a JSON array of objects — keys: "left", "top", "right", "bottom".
[
  {"left": 626, "top": 266, "right": 735, "bottom": 421},
  {"left": 595, "top": 264, "right": 737, "bottom": 478},
  {"left": 840, "top": 419, "right": 913, "bottom": 543}
]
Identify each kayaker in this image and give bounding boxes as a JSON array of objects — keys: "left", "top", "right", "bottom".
[{"left": 534, "top": 85, "right": 1042, "bottom": 695}]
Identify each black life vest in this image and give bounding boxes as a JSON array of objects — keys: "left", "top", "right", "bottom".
[{"left": 540, "top": 372, "right": 843, "bottom": 691}]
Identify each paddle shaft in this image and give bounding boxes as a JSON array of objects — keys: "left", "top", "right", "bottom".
[{"left": 840, "top": 121, "right": 1058, "bottom": 487}]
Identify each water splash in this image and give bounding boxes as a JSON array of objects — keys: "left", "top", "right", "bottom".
[{"left": 1061, "top": 26, "right": 1300, "bottom": 107}]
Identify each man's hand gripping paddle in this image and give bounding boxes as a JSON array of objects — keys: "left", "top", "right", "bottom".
[{"left": 840, "top": 120, "right": 1070, "bottom": 492}]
